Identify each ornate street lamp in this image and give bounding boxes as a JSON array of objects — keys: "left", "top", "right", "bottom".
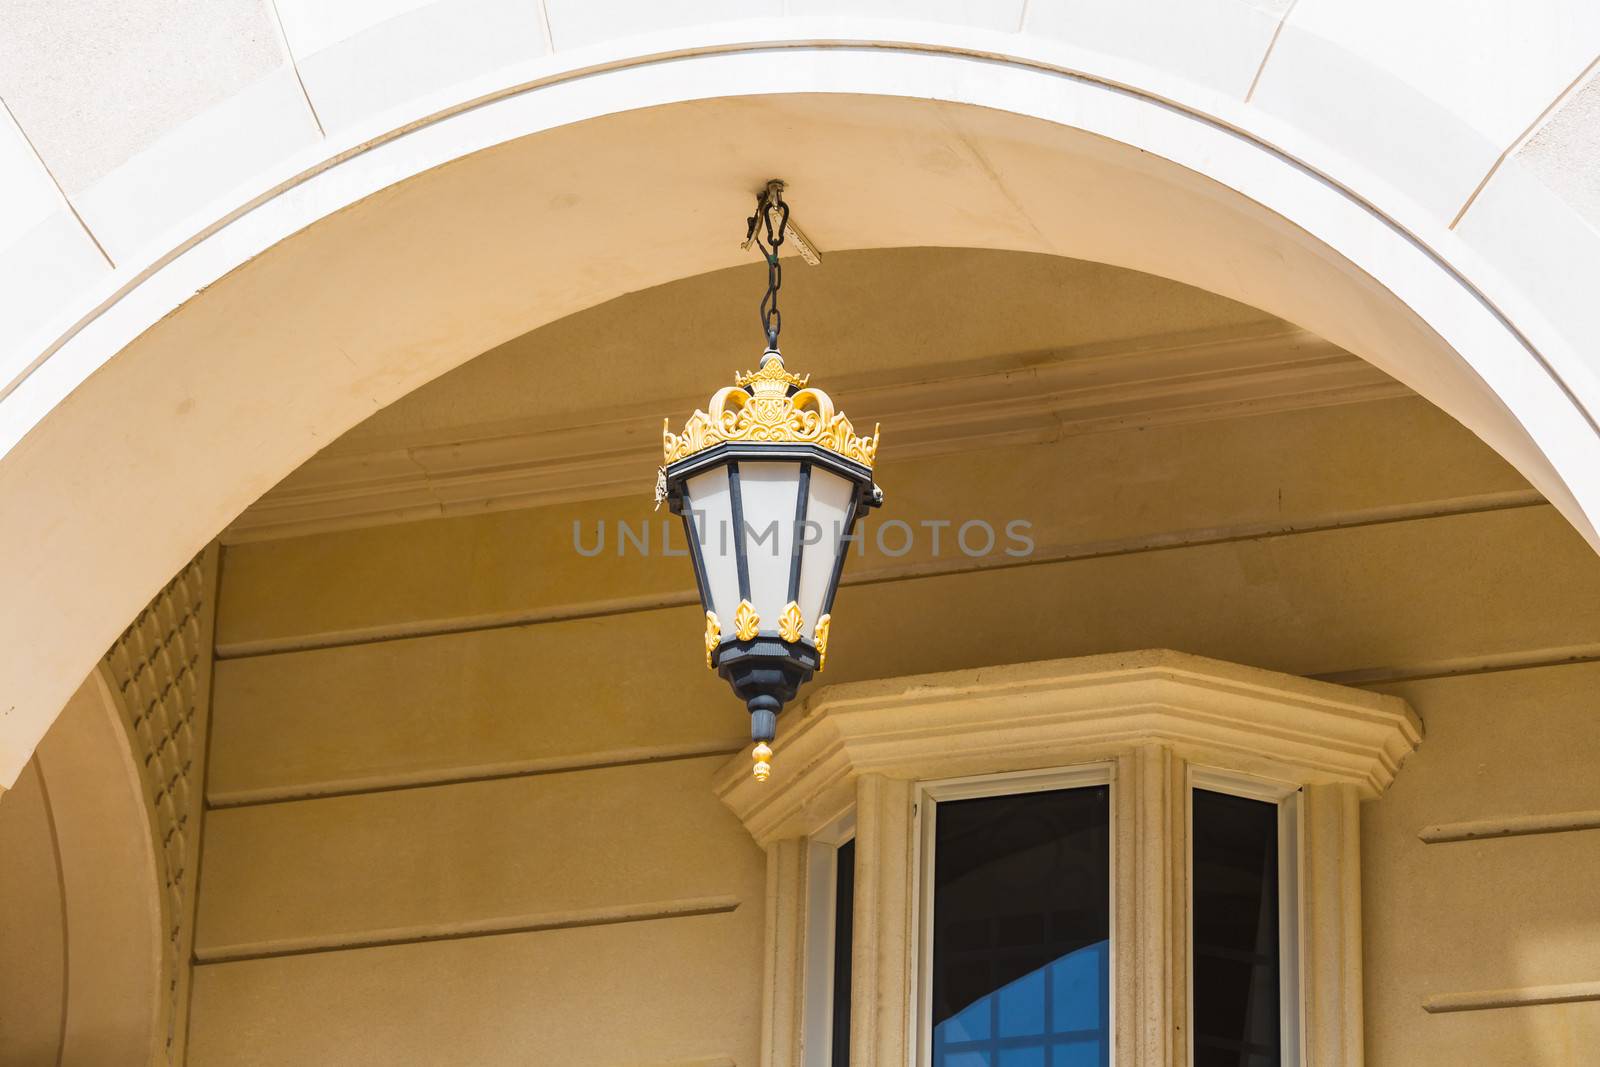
[{"left": 657, "top": 183, "right": 883, "bottom": 781}]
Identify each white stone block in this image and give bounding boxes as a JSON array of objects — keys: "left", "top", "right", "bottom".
[
  {"left": 1024, "top": 0, "right": 1288, "bottom": 99},
  {"left": 273, "top": 0, "right": 443, "bottom": 57},
  {"left": 1518, "top": 71, "right": 1600, "bottom": 232},
  {"left": 544, "top": 0, "right": 781, "bottom": 52},
  {"left": 0, "top": 209, "right": 109, "bottom": 383},
  {"left": 0, "top": 102, "right": 108, "bottom": 384},
  {"left": 788, "top": 0, "right": 1023, "bottom": 33},
  {"left": 1457, "top": 157, "right": 1600, "bottom": 427},
  {"left": 0, "top": 0, "right": 286, "bottom": 194},
  {"left": 1252, "top": 0, "right": 1600, "bottom": 219},
  {"left": 71, "top": 66, "right": 321, "bottom": 265},
  {"left": 293, "top": 0, "right": 550, "bottom": 134},
  {"left": 0, "top": 102, "right": 65, "bottom": 250}
]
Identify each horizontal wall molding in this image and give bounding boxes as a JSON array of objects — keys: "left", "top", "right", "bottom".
[
  {"left": 1418, "top": 809, "right": 1600, "bottom": 844},
  {"left": 193, "top": 895, "right": 741, "bottom": 966},
  {"left": 215, "top": 489, "right": 1546, "bottom": 660},
  {"left": 206, "top": 738, "right": 746, "bottom": 809},
  {"left": 1316, "top": 642, "right": 1600, "bottom": 688},
  {"left": 1423, "top": 981, "right": 1600, "bottom": 1014},
  {"left": 224, "top": 325, "right": 1408, "bottom": 543}
]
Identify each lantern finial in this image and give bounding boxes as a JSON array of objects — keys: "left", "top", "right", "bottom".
[{"left": 739, "top": 348, "right": 806, "bottom": 394}]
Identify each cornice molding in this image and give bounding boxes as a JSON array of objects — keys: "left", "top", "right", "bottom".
[
  {"left": 226, "top": 326, "right": 1405, "bottom": 542},
  {"left": 715, "top": 648, "right": 1421, "bottom": 845}
]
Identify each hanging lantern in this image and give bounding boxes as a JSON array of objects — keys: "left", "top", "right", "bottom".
[{"left": 656, "top": 183, "right": 883, "bottom": 781}]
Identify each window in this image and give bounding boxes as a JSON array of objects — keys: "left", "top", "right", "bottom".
[
  {"left": 804, "top": 821, "right": 855, "bottom": 1067},
  {"left": 831, "top": 839, "right": 854, "bottom": 1066},
  {"left": 1190, "top": 778, "right": 1301, "bottom": 1067},
  {"left": 919, "top": 770, "right": 1113, "bottom": 1067},
  {"left": 722, "top": 650, "right": 1418, "bottom": 1067}
]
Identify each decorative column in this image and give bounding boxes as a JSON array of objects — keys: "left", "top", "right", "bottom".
[
  {"left": 1301, "top": 783, "right": 1365, "bottom": 1067},
  {"left": 1117, "top": 744, "right": 1189, "bottom": 1067},
  {"left": 850, "top": 774, "right": 916, "bottom": 1066},
  {"left": 761, "top": 838, "right": 810, "bottom": 1067}
]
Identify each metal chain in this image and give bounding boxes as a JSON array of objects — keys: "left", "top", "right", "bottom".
[{"left": 745, "top": 184, "right": 791, "bottom": 349}]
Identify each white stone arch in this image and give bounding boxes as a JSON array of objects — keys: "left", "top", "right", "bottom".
[{"left": 1, "top": 22, "right": 1598, "bottom": 787}]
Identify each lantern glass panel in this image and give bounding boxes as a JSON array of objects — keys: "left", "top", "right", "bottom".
[
  {"left": 685, "top": 466, "right": 740, "bottom": 625},
  {"left": 796, "top": 467, "right": 856, "bottom": 640},
  {"left": 735, "top": 461, "right": 804, "bottom": 626}
]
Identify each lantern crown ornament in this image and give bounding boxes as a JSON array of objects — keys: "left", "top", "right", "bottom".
[
  {"left": 656, "top": 182, "right": 883, "bottom": 782},
  {"left": 661, "top": 353, "right": 880, "bottom": 468}
]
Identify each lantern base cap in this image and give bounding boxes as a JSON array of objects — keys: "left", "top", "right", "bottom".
[{"left": 712, "top": 637, "right": 819, "bottom": 742}]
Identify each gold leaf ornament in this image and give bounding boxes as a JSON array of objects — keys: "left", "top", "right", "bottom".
[
  {"left": 703, "top": 611, "right": 721, "bottom": 668},
  {"left": 734, "top": 600, "right": 761, "bottom": 641},
  {"left": 814, "top": 613, "right": 831, "bottom": 671},
  {"left": 778, "top": 601, "right": 804, "bottom": 643}
]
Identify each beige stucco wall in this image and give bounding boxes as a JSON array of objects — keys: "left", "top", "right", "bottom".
[
  {"left": 0, "top": 675, "right": 167, "bottom": 1067},
  {"left": 1364, "top": 666, "right": 1600, "bottom": 1061},
  {"left": 194, "top": 349, "right": 1600, "bottom": 1064},
  {"left": 0, "top": 760, "right": 66, "bottom": 1064}
]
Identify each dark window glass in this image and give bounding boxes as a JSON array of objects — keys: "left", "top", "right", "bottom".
[
  {"left": 831, "top": 839, "right": 854, "bottom": 1066},
  {"left": 931, "top": 786, "right": 1110, "bottom": 1067},
  {"left": 1192, "top": 790, "right": 1281, "bottom": 1067}
]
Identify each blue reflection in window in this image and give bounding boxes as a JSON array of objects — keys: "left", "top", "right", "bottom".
[
  {"left": 932, "top": 941, "right": 1109, "bottom": 1067},
  {"left": 929, "top": 786, "right": 1111, "bottom": 1067}
]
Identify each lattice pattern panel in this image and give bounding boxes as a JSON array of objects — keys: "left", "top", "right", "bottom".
[{"left": 102, "top": 552, "right": 212, "bottom": 1065}]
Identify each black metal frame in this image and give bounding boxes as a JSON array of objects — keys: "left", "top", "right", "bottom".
[
  {"left": 665, "top": 441, "right": 877, "bottom": 509},
  {"left": 788, "top": 461, "right": 811, "bottom": 604},
  {"left": 663, "top": 441, "right": 881, "bottom": 743},
  {"left": 727, "top": 461, "right": 751, "bottom": 602}
]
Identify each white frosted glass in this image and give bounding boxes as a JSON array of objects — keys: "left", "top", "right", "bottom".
[
  {"left": 737, "top": 462, "right": 802, "bottom": 628},
  {"left": 684, "top": 467, "right": 739, "bottom": 626},
  {"left": 796, "top": 468, "right": 854, "bottom": 641}
]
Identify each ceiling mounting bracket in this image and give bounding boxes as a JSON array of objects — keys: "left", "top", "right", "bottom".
[{"left": 740, "top": 179, "right": 822, "bottom": 266}]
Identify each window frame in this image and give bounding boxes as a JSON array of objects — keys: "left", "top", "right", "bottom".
[
  {"left": 1187, "top": 766, "right": 1304, "bottom": 1067},
  {"left": 803, "top": 811, "right": 856, "bottom": 1067},
  {"left": 913, "top": 762, "right": 1118, "bottom": 1067}
]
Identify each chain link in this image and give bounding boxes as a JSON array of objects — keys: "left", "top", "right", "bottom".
[{"left": 745, "top": 185, "right": 791, "bottom": 349}]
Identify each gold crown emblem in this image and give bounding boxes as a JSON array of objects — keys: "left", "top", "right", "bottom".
[
  {"left": 737, "top": 356, "right": 808, "bottom": 394},
  {"left": 662, "top": 350, "right": 879, "bottom": 468}
]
